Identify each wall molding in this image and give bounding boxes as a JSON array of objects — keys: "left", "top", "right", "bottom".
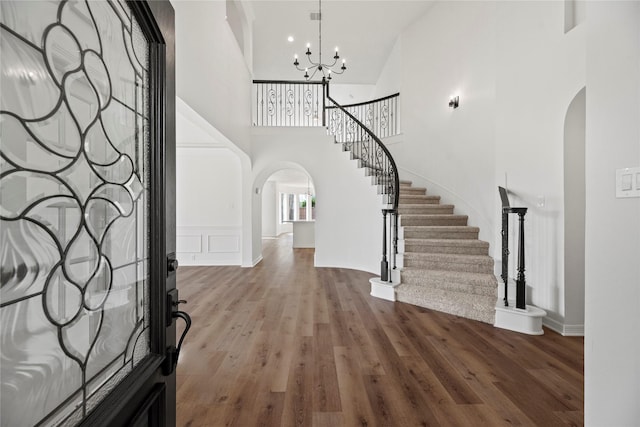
[
  {"left": 177, "top": 226, "right": 242, "bottom": 266},
  {"left": 543, "top": 316, "right": 564, "bottom": 335},
  {"left": 562, "top": 324, "right": 585, "bottom": 336},
  {"left": 542, "top": 317, "right": 584, "bottom": 336}
]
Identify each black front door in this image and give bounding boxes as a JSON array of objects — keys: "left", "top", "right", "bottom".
[{"left": 0, "top": 1, "right": 178, "bottom": 425}]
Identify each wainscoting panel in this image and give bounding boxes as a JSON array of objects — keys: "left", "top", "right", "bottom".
[
  {"left": 177, "top": 226, "right": 242, "bottom": 266},
  {"left": 208, "top": 236, "right": 241, "bottom": 253},
  {"left": 177, "top": 235, "right": 202, "bottom": 253}
]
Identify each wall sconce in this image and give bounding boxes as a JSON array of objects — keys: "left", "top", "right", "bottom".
[{"left": 448, "top": 95, "right": 459, "bottom": 109}]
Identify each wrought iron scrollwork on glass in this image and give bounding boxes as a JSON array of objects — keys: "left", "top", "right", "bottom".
[{"left": 0, "top": 1, "right": 151, "bottom": 425}]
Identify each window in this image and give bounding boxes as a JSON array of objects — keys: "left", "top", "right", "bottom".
[{"left": 280, "top": 192, "right": 315, "bottom": 222}]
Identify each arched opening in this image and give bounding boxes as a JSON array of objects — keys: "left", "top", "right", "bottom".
[
  {"left": 261, "top": 169, "right": 316, "bottom": 240},
  {"left": 563, "top": 86, "right": 586, "bottom": 334},
  {"left": 252, "top": 162, "right": 316, "bottom": 263}
]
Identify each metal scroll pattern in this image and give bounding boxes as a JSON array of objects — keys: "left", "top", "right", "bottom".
[
  {"left": 254, "top": 82, "right": 322, "bottom": 126},
  {"left": 326, "top": 97, "right": 397, "bottom": 204},
  {"left": 327, "top": 94, "right": 398, "bottom": 139},
  {"left": 0, "top": 1, "right": 150, "bottom": 426}
]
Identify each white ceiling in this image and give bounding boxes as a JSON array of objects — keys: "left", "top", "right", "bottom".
[{"left": 250, "top": 0, "right": 435, "bottom": 84}]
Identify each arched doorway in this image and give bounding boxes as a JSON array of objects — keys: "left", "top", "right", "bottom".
[{"left": 262, "top": 169, "right": 316, "bottom": 239}]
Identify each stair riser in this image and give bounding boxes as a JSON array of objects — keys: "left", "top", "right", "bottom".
[
  {"left": 398, "top": 206, "right": 454, "bottom": 215},
  {"left": 402, "top": 230, "right": 479, "bottom": 240},
  {"left": 400, "top": 188, "right": 427, "bottom": 195},
  {"left": 404, "top": 244, "right": 488, "bottom": 255},
  {"left": 400, "top": 276, "right": 496, "bottom": 296},
  {"left": 396, "top": 291, "right": 496, "bottom": 324},
  {"left": 403, "top": 258, "right": 494, "bottom": 274},
  {"left": 398, "top": 197, "right": 440, "bottom": 205},
  {"left": 401, "top": 217, "right": 468, "bottom": 226}
]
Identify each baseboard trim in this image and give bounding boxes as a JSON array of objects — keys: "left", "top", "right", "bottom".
[
  {"left": 542, "top": 317, "right": 564, "bottom": 335},
  {"left": 562, "top": 324, "right": 585, "bottom": 336},
  {"left": 542, "top": 317, "right": 584, "bottom": 336},
  {"left": 251, "top": 255, "right": 263, "bottom": 267}
]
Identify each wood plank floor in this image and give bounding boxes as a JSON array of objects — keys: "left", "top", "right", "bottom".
[{"left": 176, "top": 235, "right": 583, "bottom": 427}]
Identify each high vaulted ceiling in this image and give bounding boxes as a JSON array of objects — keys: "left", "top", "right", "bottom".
[{"left": 249, "top": 0, "right": 435, "bottom": 84}]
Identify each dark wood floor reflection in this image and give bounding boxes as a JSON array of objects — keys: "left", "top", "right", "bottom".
[{"left": 176, "top": 235, "right": 583, "bottom": 426}]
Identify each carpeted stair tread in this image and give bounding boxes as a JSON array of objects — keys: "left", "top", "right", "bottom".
[
  {"left": 396, "top": 284, "right": 496, "bottom": 324},
  {"left": 403, "top": 252, "right": 494, "bottom": 273},
  {"left": 402, "top": 226, "right": 480, "bottom": 240},
  {"left": 400, "top": 214, "right": 468, "bottom": 226},
  {"left": 404, "top": 238, "right": 489, "bottom": 255},
  {"left": 399, "top": 180, "right": 413, "bottom": 186},
  {"left": 398, "top": 204, "right": 455, "bottom": 214}
]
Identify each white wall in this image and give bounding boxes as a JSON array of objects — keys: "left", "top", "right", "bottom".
[
  {"left": 261, "top": 181, "right": 277, "bottom": 237},
  {"left": 495, "top": 1, "right": 585, "bottom": 329},
  {"left": 176, "top": 147, "right": 243, "bottom": 265},
  {"left": 584, "top": 2, "right": 640, "bottom": 424},
  {"left": 176, "top": 98, "right": 254, "bottom": 267},
  {"left": 375, "top": 0, "right": 586, "bottom": 332},
  {"left": 328, "top": 84, "right": 376, "bottom": 105},
  {"left": 373, "top": 36, "right": 402, "bottom": 100},
  {"left": 251, "top": 127, "right": 384, "bottom": 274},
  {"left": 173, "top": 0, "right": 252, "bottom": 155}
]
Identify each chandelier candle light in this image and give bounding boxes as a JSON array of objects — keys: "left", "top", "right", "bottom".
[{"left": 293, "top": 0, "right": 347, "bottom": 81}]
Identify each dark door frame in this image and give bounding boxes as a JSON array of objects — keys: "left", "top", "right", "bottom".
[{"left": 79, "top": 0, "right": 177, "bottom": 425}]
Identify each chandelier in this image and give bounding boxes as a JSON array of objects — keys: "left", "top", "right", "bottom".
[{"left": 292, "top": 0, "right": 347, "bottom": 81}]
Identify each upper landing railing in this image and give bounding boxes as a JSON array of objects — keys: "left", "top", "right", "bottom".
[
  {"left": 253, "top": 80, "right": 325, "bottom": 127},
  {"left": 252, "top": 80, "right": 400, "bottom": 139}
]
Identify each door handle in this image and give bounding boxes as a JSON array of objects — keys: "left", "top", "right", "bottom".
[{"left": 163, "top": 290, "right": 192, "bottom": 375}]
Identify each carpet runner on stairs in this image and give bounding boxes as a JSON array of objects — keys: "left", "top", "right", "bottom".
[{"left": 395, "top": 180, "right": 497, "bottom": 324}]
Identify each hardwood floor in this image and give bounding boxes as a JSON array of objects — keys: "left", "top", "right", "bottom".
[{"left": 176, "top": 235, "right": 583, "bottom": 427}]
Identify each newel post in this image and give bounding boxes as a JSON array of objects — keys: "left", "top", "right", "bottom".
[
  {"left": 515, "top": 209, "right": 527, "bottom": 309},
  {"left": 381, "top": 210, "right": 389, "bottom": 282}
]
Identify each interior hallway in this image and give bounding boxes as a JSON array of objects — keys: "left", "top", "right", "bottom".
[{"left": 175, "top": 235, "right": 583, "bottom": 426}]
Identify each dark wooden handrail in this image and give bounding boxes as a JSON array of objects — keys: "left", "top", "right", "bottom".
[
  {"left": 325, "top": 92, "right": 400, "bottom": 210},
  {"left": 253, "top": 79, "right": 324, "bottom": 85},
  {"left": 324, "top": 92, "right": 399, "bottom": 109}
]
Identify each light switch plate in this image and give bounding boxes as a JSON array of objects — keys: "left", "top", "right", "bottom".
[{"left": 616, "top": 167, "right": 640, "bottom": 198}]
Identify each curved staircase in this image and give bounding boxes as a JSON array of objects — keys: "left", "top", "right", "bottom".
[{"left": 396, "top": 180, "right": 497, "bottom": 324}]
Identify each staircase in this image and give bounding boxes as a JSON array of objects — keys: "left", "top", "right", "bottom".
[{"left": 395, "top": 180, "right": 497, "bottom": 324}]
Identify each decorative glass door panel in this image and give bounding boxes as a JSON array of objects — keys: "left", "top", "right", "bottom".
[{"left": 1, "top": 1, "right": 153, "bottom": 425}]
